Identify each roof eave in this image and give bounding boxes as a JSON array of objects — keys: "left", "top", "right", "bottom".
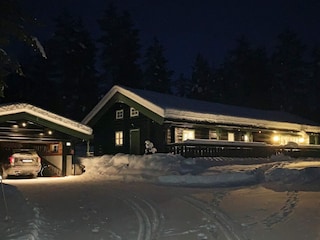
[
  {"left": 82, "top": 85, "right": 165, "bottom": 126},
  {"left": 164, "top": 109, "right": 320, "bottom": 133}
]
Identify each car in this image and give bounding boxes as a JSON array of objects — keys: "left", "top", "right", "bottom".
[{"left": 0, "top": 149, "right": 42, "bottom": 179}]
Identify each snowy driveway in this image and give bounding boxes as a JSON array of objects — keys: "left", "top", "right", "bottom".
[{"left": 1, "top": 176, "right": 320, "bottom": 240}]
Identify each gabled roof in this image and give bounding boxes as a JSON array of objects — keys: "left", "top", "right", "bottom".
[
  {"left": 0, "top": 103, "right": 93, "bottom": 140},
  {"left": 82, "top": 85, "right": 320, "bottom": 133}
]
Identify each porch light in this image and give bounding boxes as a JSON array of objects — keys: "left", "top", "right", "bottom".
[
  {"left": 21, "top": 122, "right": 27, "bottom": 127},
  {"left": 272, "top": 135, "right": 280, "bottom": 143},
  {"left": 48, "top": 130, "right": 53, "bottom": 135},
  {"left": 66, "top": 142, "right": 71, "bottom": 146},
  {"left": 298, "top": 137, "right": 304, "bottom": 143}
]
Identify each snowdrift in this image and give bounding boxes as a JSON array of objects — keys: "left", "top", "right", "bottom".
[{"left": 79, "top": 153, "right": 320, "bottom": 187}]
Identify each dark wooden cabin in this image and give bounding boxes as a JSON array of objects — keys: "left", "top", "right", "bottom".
[{"left": 82, "top": 85, "right": 320, "bottom": 156}]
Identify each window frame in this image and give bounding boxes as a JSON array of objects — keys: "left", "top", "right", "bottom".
[
  {"left": 115, "top": 109, "right": 124, "bottom": 119},
  {"left": 130, "top": 107, "right": 139, "bottom": 117},
  {"left": 115, "top": 131, "right": 124, "bottom": 146}
]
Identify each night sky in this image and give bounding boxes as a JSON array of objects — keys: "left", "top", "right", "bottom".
[{"left": 24, "top": 0, "right": 320, "bottom": 77}]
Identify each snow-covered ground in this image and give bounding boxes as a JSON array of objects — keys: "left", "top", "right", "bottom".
[
  {"left": 1, "top": 153, "right": 320, "bottom": 239},
  {"left": 79, "top": 153, "right": 320, "bottom": 187}
]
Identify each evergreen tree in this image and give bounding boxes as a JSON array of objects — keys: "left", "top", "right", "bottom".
[
  {"left": 98, "top": 3, "right": 142, "bottom": 88},
  {"left": 173, "top": 73, "right": 191, "bottom": 97},
  {"left": 221, "top": 36, "right": 271, "bottom": 108},
  {"left": 45, "top": 12, "right": 98, "bottom": 121},
  {"left": 270, "top": 30, "right": 307, "bottom": 114},
  {"left": 221, "top": 36, "right": 253, "bottom": 106},
  {"left": 0, "top": 0, "right": 45, "bottom": 97},
  {"left": 3, "top": 48, "right": 50, "bottom": 107},
  {"left": 308, "top": 45, "right": 320, "bottom": 122},
  {"left": 188, "top": 54, "right": 213, "bottom": 101},
  {"left": 244, "top": 47, "right": 271, "bottom": 109},
  {"left": 143, "top": 37, "right": 173, "bottom": 93}
]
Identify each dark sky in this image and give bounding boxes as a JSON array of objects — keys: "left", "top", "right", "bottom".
[{"left": 24, "top": 0, "right": 320, "bottom": 77}]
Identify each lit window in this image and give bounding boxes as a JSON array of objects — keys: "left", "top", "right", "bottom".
[
  {"left": 116, "top": 109, "right": 124, "bottom": 119},
  {"left": 50, "top": 144, "right": 59, "bottom": 153},
  {"left": 115, "top": 131, "right": 123, "bottom": 146},
  {"left": 209, "top": 130, "right": 218, "bottom": 140},
  {"left": 130, "top": 107, "right": 139, "bottom": 117},
  {"left": 182, "top": 129, "right": 195, "bottom": 141},
  {"left": 228, "top": 132, "right": 234, "bottom": 141},
  {"left": 244, "top": 135, "right": 249, "bottom": 142}
]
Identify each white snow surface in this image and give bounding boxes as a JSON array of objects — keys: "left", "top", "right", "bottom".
[
  {"left": 78, "top": 153, "right": 320, "bottom": 186},
  {"left": 82, "top": 85, "right": 320, "bottom": 133},
  {"left": 2, "top": 153, "right": 320, "bottom": 240},
  {"left": 0, "top": 103, "right": 92, "bottom": 135}
]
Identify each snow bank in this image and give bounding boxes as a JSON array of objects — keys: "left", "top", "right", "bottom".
[
  {"left": 158, "top": 171, "right": 258, "bottom": 187},
  {"left": 80, "top": 153, "right": 257, "bottom": 186},
  {"left": 78, "top": 153, "right": 320, "bottom": 187},
  {"left": 79, "top": 153, "right": 184, "bottom": 181},
  {"left": 264, "top": 161, "right": 320, "bottom": 184}
]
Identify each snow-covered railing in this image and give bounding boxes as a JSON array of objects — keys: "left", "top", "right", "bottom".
[{"left": 167, "top": 139, "right": 320, "bottom": 158}]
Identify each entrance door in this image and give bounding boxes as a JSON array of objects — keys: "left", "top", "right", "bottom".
[{"left": 130, "top": 129, "right": 140, "bottom": 154}]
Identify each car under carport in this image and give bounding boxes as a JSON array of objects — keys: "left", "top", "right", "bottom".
[{"left": 0, "top": 103, "right": 93, "bottom": 177}]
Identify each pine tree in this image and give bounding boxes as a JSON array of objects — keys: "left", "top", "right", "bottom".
[
  {"left": 221, "top": 36, "right": 252, "bottom": 106},
  {"left": 221, "top": 36, "right": 271, "bottom": 108},
  {"left": 143, "top": 37, "right": 173, "bottom": 93},
  {"left": 188, "top": 54, "right": 213, "bottom": 101},
  {"left": 0, "top": 0, "right": 45, "bottom": 97},
  {"left": 308, "top": 45, "right": 320, "bottom": 122},
  {"left": 45, "top": 12, "right": 98, "bottom": 121},
  {"left": 270, "top": 30, "right": 307, "bottom": 114},
  {"left": 98, "top": 3, "right": 142, "bottom": 88},
  {"left": 173, "top": 73, "right": 191, "bottom": 97},
  {"left": 3, "top": 48, "right": 50, "bottom": 106}
]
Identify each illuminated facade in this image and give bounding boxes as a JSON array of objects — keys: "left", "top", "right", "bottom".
[
  {"left": 0, "top": 103, "right": 93, "bottom": 176},
  {"left": 83, "top": 85, "right": 320, "bottom": 155}
]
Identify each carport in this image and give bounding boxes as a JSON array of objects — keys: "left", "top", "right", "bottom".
[{"left": 0, "top": 103, "right": 93, "bottom": 176}]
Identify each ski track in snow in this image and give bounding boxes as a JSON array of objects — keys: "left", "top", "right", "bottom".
[
  {"left": 3, "top": 205, "right": 53, "bottom": 240},
  {"left": 116, "top": 190, "right": 164, "bottom": 240}
]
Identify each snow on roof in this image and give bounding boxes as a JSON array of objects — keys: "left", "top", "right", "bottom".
[
  {"left": 82, "top": 85, "right": 320, "bottom": 132},
  {"left": 0, "top": 103, "right": 92, "bottom": 135}
]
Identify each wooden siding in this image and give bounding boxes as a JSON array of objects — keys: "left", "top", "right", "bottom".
[{"left": 93, "top": 103, "right": 164, "bottom": 155}]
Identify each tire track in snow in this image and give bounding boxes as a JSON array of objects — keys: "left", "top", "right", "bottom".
[
  {"left": 181, "top": 196, "right": 245, "bottom": 240},
  {"left": 119, "top": 193, "right": 164, "bottom": 240}
]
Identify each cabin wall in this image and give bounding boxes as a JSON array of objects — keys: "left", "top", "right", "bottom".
[
  {"left": 162, "top": 123, "right": 318, "bottom": 147},
  {"left": 93, "top": 103, "right": 165, "bottom": 155},
  {"left": 92, "top": 103, "right": 320, "bottom": 156}
]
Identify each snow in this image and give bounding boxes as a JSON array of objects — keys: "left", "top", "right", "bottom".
[
  {"left": 0, "top": 103, "right": 92, "bottom": 135},
  {"left": 1, "top": 153, "right": 320, "bottom": 239},
  {"left": 76, "top": 153, "right": 320, "bottom": 187},
  {"left": 82, "top": 85, "right": 320, "bottom": 133},
  {"left": 32, "top": 36, "right": 47, "bottom": 59}
]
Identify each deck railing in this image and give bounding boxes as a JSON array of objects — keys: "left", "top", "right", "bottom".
[{"left": 167, "top": 139, "right": 320, "bottom": 158}]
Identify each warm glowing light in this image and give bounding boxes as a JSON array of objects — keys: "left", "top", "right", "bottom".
[
  {"left": 244, "top": 135, "right": 249, "bottom": 142},
  {"left": 12, "top": 124, "right": 18, "bottom": 128},
  {"left": 66, "top": 142, "right": 71, "bottom": 146},
  {"left": 48, "top": 130, "right": 53, "bottom": 135},
  {"left": 39, "top": 133, "right": 44, "bottom": 136},
  {"left": 21, "top": 122, "right": 27, "bottom": 127},
  {"left": 272, "top": 135, "right": 280, "bottom": 142},
  {"left": 299, "top": 137, "right": 304, "bottom": 143},
  {"left": 182, "top": 130, "right": 195, "bottom": 141}
]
